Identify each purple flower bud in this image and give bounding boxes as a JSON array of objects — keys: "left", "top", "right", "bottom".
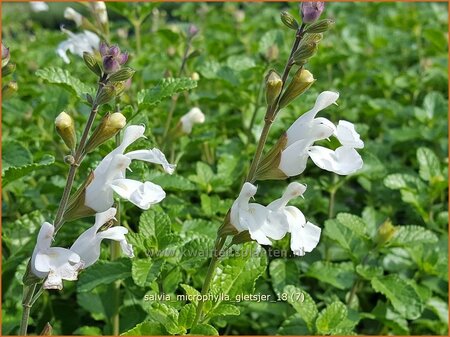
[
  {"left": 187, "top": 24, "right": 199, "bottom": 37},
  {"left": 109, "top": 45, "right": 120, "bottom": 57},
  {"left": 2, "top": 43, "right": 10, "bottom": 60},
  {"left": 103, "top": 56, "right": 121, "bottom": 74},
  {"left": 300, "top": 2, "right": 325, "bottom": 24},
  {"left": 118, "top": 52, "right": 128, "bottom": 65},
  {"left": 99, "top": 41, "right": 108, "bottom": 57}
]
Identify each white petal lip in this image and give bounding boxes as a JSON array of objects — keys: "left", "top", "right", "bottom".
[
  {"left": 335, "top": 120, "right": 364, "bottom": 149},
  {"left": 56, "top": 30, "right": 100, "bottom": 64},
  {"left": 279, "top": 139, "right": 312, "bottom": 177},
  {"left": 126, "top": 148, "right": 176, "bottom": 174},
  {"left": 180, "top": 107, "right": 205, "bottom": 133},
  {"left": 308, "top": 145, "right": 363, "bottom": 175},
  {"left": 286, "top": 91, "right": 339, "bottom": 145},
  {"left": 110, "top": 179, "right": 166, "bottom": 210}
]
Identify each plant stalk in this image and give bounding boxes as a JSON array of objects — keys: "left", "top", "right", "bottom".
[{"left": 19, "top": 284, "right": 37, "bottom": 335}]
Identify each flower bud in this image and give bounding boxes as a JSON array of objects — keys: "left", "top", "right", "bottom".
[
  {"left": 191, "top": 72, "right": 200, "bottom": 81},
  {"left": 92, "top": 2, "right": 108, "bottom": 24},
  {"left": 180, "top": 107, "right": 205, "bottom": 134},
  {"left": 83, "top": 52, "right": 102, "bottom": 76},
  {"left": 64, "top": 7, "right": 83, "bottom": 27},
  {"left": 55, "top": 111, "right": 77, "bottom": 150},
  {"left": 64, "top": 155, "right": 75, "bottom": 165},
  {"left": 2, "top": 63, "right": 16, "bottom": 77},
  {"left": 84, "top": 112, "right": 126, "bottom": 153},
  {"left": 278, "top": 69, "right": 315, "bottom": 108},
  {"left": 187, "top": 24, "right": 199, "bottom": 38},
  {"left": 280, "top": 11, "right": 299, "bottom": 30},
  {"left": 376, "top": 219, "right": 396, "bottom": 246},
  {"left": 112, "top": 82, "right": 126, "bottom": 97},
  {"left": 300, "top": 2, "right": 325, "bottom": 24},
  {"left": 292, "top": 42, "right": 318, "bottom": 64},
  {"left": 2, "top": 81, "right": 18, "bottom": 99},
  {"left": 302, "top": 33, "right": 323, "bottom": 45},
  {"left": 100, "top": 42, "right": 128, "bottom": 74},
  {"left": 108, "top": 67, "right": 135, "bottom": 82},
  {"left": 95, "top": 84, "right": 115, "bottom": 105},
  {"left": 2, "top": 43, "right": 10, "bottom": 68},
  {"left": 265, "top": 70, "right": 283, "bottom": 107},
  {"left": 305, "top": 19, "right": 335, "bottom": 33}
]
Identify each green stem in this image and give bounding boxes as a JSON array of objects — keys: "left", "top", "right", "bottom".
[
  {"left": 19, "top": 284, "right": 37, "bottom": 335},
  {"left": 133, "top": 20, "right": 142, "bottom": 56},
  {"left": 192, "top": 237, "right": 226, "bottom": 327}
]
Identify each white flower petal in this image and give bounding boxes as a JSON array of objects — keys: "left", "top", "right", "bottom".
[
  {"left": 180, "top": 107, "right": 205, "bottom": 134},
  {"left": 335, "top": 120, "right": 364, "bottom": 149},
  {"left": 64, "top": 7, "right": 83, "bottom": 27},
  {"left": 30, "top": 2, "right": 49, "bottom": 12},
  {"left": 290, "top": 220, "right": 321, "bottom": 256},
  {"left": 110, "top": 179, "right": 166, "bottom": 209},
  {"left": 97, "top": 227, "right": 134, "bottom": 258},
  {"left": 126, "top": 148, "right": 176, "bottom": 174},
  {"left": 115, "top": 125, "right": 146, "bottom": 154},
  {"left": 279, "top": 139, "right": 312, "bottom": 177},
  {"left": 56, "top": 30, "right": 99, "bottom": 63},
  {"left": 308, "top": 145, "right": 363, "bottom": 175},
  {"left": 286, "top": 91, "right": 339, "bottom": 145}
]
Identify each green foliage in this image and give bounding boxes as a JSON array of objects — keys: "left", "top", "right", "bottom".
[{"left": 1, "top": 2, "right": 448, "bottom": 336}]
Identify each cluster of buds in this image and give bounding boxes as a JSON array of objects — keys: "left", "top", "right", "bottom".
[
  {"left": 2, "top": 42, "right": 17, "bottom": 99},
  {"left": 100, "top": 42, "right": 129, "bottom": 74}
]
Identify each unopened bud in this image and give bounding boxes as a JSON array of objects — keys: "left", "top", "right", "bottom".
[
  {"left": 376, "top": 219, "right": 396, "bottom": 246},
  {"left": 95, "top": 84, "right": 115, "bottom": 105},
  {"left": 2, "top": 63, "right": 16, "bottom": 77},
  {"left": 305, "top": 19, "right": 335, "bottom": 33},
  {"left": 191, "top": 72, "right": 200, "bottom": 81},
  {"left": 92, "top": 2, "right": 108, "bottom": 24},
  {"left": 64, "top": 7, "right": 83, "bottom": 27},
  {"left": 108, "top": 67, "right": 135, "bottom": 82},
  {"left": 64, "top": 155, "right": 75, "bottom": 165},
  {"left": 55, "top": 111, "right": 77, "bottom": 150},
  {"left": 278, "top": 69, "right": 315, "bottom": 108},
  {"left": 302, "top": 33, "right": 323, "bottom": 45},
  {"left": 2, "top": 43, "right": 10, "bottom": 68},
  {"left": 40, "top": 322, "right": 53, "bottom": 336},
  {"left": 112, "top": 82, "right": 126, "bottom": 97},
  {"left": 300, "top": 2, "right": 325, "bottom": 24},
  {"left": 187, "top": 24, "right": 199, "bottom": 38},
  {"left": 265, "top": 70, "right": 283, "bottom": 107},
  {"left": 2, "top": 81, "right": 18, "bottom": 99},
  {"left": 292, "top": 42, "right": 318, "bottom": 64},
  {"left": 280, "top": 11, "right": 299, "bottom": 30},
  {"left": 83, "top": 52, "right": 102, "bottom": 76},
  {"left": 84, "top": 112, "right": 126, "bottom": 153}
]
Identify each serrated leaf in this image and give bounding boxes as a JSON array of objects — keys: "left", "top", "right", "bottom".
[
  {"left": 278, "top": 313, "right": 309, "bottom": 335},
  {"left": 131, "top": 258, "right": 164, "bottom": 287},
  {"left": 139, "top": 210, "right": 177, "bottom": 251},
  {"left": 2, "top": 155, "right": 55, "bottom": 186},
  {"left": 208, "top": 303, "right": 240, "bottom": 318},
  {"left": 180, "top": 237, "right": 214, "bottom": 270},
  {"left": 283, "top": 285, "right": 318, "bottom": 332},
  {"left": 147, "top": 302, "right": 182, "bottom": 335},
  {"left": 137, "top": 77, "right": 197, "bottom": 107},
  {"left": 2, "top": 140, "right": 32, "bottom": 171},
  {"left": 269, "top": 259, "right": 299, "bottom": 296},
  {"left": 178, "top": 303, "right": 196, "bottom": 331},
  {"left": 371, "top": 275, "right": 423, "bottom": 319},
  {"left": 306, "top": 261, "right": 355, "bottom": 290},
  {"left": 189, "top": 323, "right": 219, "bottom": 336},
  {"left": 384, "top": 173, "right": 423, "bottom": 190},
  {"left": 36, "top": 67, "right": 94, "bottom": 98},
  {"left": 389, "top": 225, "right": 438, "bottom": 247},
  {"left": 78, "top": 259, "right": 131, "bottom": 292},
  {"left": 355, "top": 265, "right": 383, "bottom": 280},
  {"left": 316, "top": 301, "right": 357, "bottom": 335},
  {"left": 121, "top": 321, "right": 166, "bottom": 336},
  {"left": 151, "top": 173, "right": 196, "bottom": 191},
  {"left": 181, "top": 284, "right": 202, "bottom": 305},
  {"left": 336, "top": 213, "right": 368, "bottom": 238},
  {"left": 417, "top": 147, "right": 442, "bottom": 181}
]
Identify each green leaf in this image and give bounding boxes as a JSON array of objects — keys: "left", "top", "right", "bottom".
[
  {"left": 121, "top": 321, "right": 166, "bottom": 336},
  {"left": 355, "top": 265, "right": 384, "bottom": 280},
  {"left": 384, "top": 173, "right": 424, "bottom": 191},
  {"left": 151, "top": 173, "right": 196, "bottom": 191},
  {"left": 371, "top": 275, "right": 423, "bottom": 319},
  {"left": 269, "top": 259, "right": 299, "bottom": 296},
  {"left": 178, "top": 303, "right": 196, "bottom": 331},
  {"left": 306, "top": 261, "right": 355, "bottom": 290},
  {"left": 389, "top": 225, "right": 438, "bottom": 247},
  {"left": 137, "top": 77, "right": 197, "bottom": 107},
  {"left": 283, "top": 285, "right": 318, "bottom": 332},
  {"left": 189, "top": 323, "right": 219, "bottom": 336},
  {"left": 336, "top": 213, "right": 368, "bottom": 238},
  {"left": 78, "top": 259, "right": 131, "bottom": 292},
  {"left": 36, "top": 67, "right": 94, "bottom": 98},
  {"left": 426, "top": 297, "right": 449, "bottom": 324},
  {"left": 208, "top": 303, "right": 240, "bottom": 318},
  {"left": 278, "top": 313, "right": 310, "bottom": 335},
  {"left": 2, "top": 140, "right": 32, "bottom": 171},
  {"left": 138, "top": 210, "right": 178, "bottom": 251},
  {"left": 417, "top": 147, "right": 442, "bottom": 181},
  {"left": 131, "top": 258, "right": 164, "bottom": 287},
  {"left": 180, "top": 284, "right": 202, "bottom": 306},
  {"left": 315, "top": 301, "right": 358, "bottom": 335},
  {"left": 2, "top": 154, "right": 55, "bottom": 186},
  {"left": 180, "top": 237, "right": 214, "bottom": 270},
  {"left": 147, "top": 302, "right": 182, "bottom": 335}
]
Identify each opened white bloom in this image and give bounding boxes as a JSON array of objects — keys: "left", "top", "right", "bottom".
[
  {"left": 31, "top": 222, "right": 83, "bottom": 290},
  {"left": 180, "top": 107, "right": 205, "bottom": 134},
  {"left": 267, "top": 182, "right": 321, "bottom": 256},
  {"left": 279, "top": 91, "right": 364, "bottom": 176},
  {"left": 92, "top": 2, "right": 108, "bottom": 24},
  {"left": 85, "top": 125, "right": 175, "bottom": 212},
  {"left": 56, "top": 29, "right": 99, "bottom": 64},
  {"left": 64, "top": 7, "right": 83, "bottom": 27},
  {"left": 230, "top": 182, "right": 286, "bottom": 245},
  {"left": 70, "top": 208, "right": 133, "bottom": 268},
  {"left": 30, "top": 2, "right": 49, "bottom": 12}
]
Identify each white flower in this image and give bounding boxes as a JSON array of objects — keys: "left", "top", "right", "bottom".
[
  {"left": 70, "top": 208, "right": 134, "bottom": 268},
  {"left": 92, "top": 2, "right": 108, "bottom": 24},
  {"left": 31, "top": 222, "right": 83, "bottom": 290},
  {"left": 85, "top": 125, "right": 175, "bottom": 212},
  {"left": 180, "top": 107, "right": 205, "bottom": 134},
  {"left": 64, "top": 7, "right": 83, "bottom": 27},
  {"left": 230, "top": 182, "right": 286, "bottom": 245},
  {"left": 267, "top": 182, "right": 321, "bottom": 256},
  {"left": 56, "top": 29, "right": 99, "bottom": 64},
  {"left": 279, "top": 91, "right": 364, "bottom": 176},
  {"left": 30, "top": 2, "right": 49, "bottom": 12}
]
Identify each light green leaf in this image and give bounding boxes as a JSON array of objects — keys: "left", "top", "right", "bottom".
[
  {"left": 147, "top": 302, "right": 182, "bottom": 335},
  {"left": 131, "top": 258, "right": 164, "bottom": 287},
  {"left": 78, "top": 259, "right": 131, "bottom": 292},
  {"left": 178, "top": 303, "right": 196, "bottom": 331},
  {"left": 316, "top": 301, "right": 358, "bottom": 335},
  {"left": 208, "top": 303, "right": 240, "bottom": 318},
  {"left": 306, "top": 261, "right": 356, "bottom": 290},
  {"left": 189, "top": 323, "right": 219, "bottom": 336},
  {"left": 121, "top": 321, "right": 166, "bottom": 336},
  {"left": 180, "top": 237, "right": 214, "bottom": 270},
  {"left": 139, "top": 210, "right": 177, "bottom": 251},
  {"left": 355, "top": 265, "right": 383, "bottom": 280},
  {"left": 336, "top": 213, "right": 368, "bottom": 238},
  {"left": 389, "top": 225, "right": 438, "bottom": 247},
  {"left": 278, "top": 313, "right": 310, "bottom": 335},
  {"left": 36, "top": 67, "right": 94, "bottom": 98},
  {"left": 417, "top": 147, "right": 442, "bottom": 181},
  {"left": 269, "top": 259, "right": 299, "bottom": 296},
  {"left": 283, "top": 285, "right": 318, "bottom": 332},
  {"left": 371, "top": 275, "right": 423, "bottom": 319},
  {"left": 180, "top": 284, "right": 201, "bottom": 306},
  {"left": 2, "top": 155, "right": 55, "bottom": 186},
  {"left": 2, "top": 140, "right": 32, "bottom": 171},
  {"left": 151, "top": 173, "right": 196, "bottom": 191},
  {"left": 426, "top": 297, "right": 449, "bottom": 324},
  {"left": 137, "top": 77, "right": 197, "bottom": 107}
]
